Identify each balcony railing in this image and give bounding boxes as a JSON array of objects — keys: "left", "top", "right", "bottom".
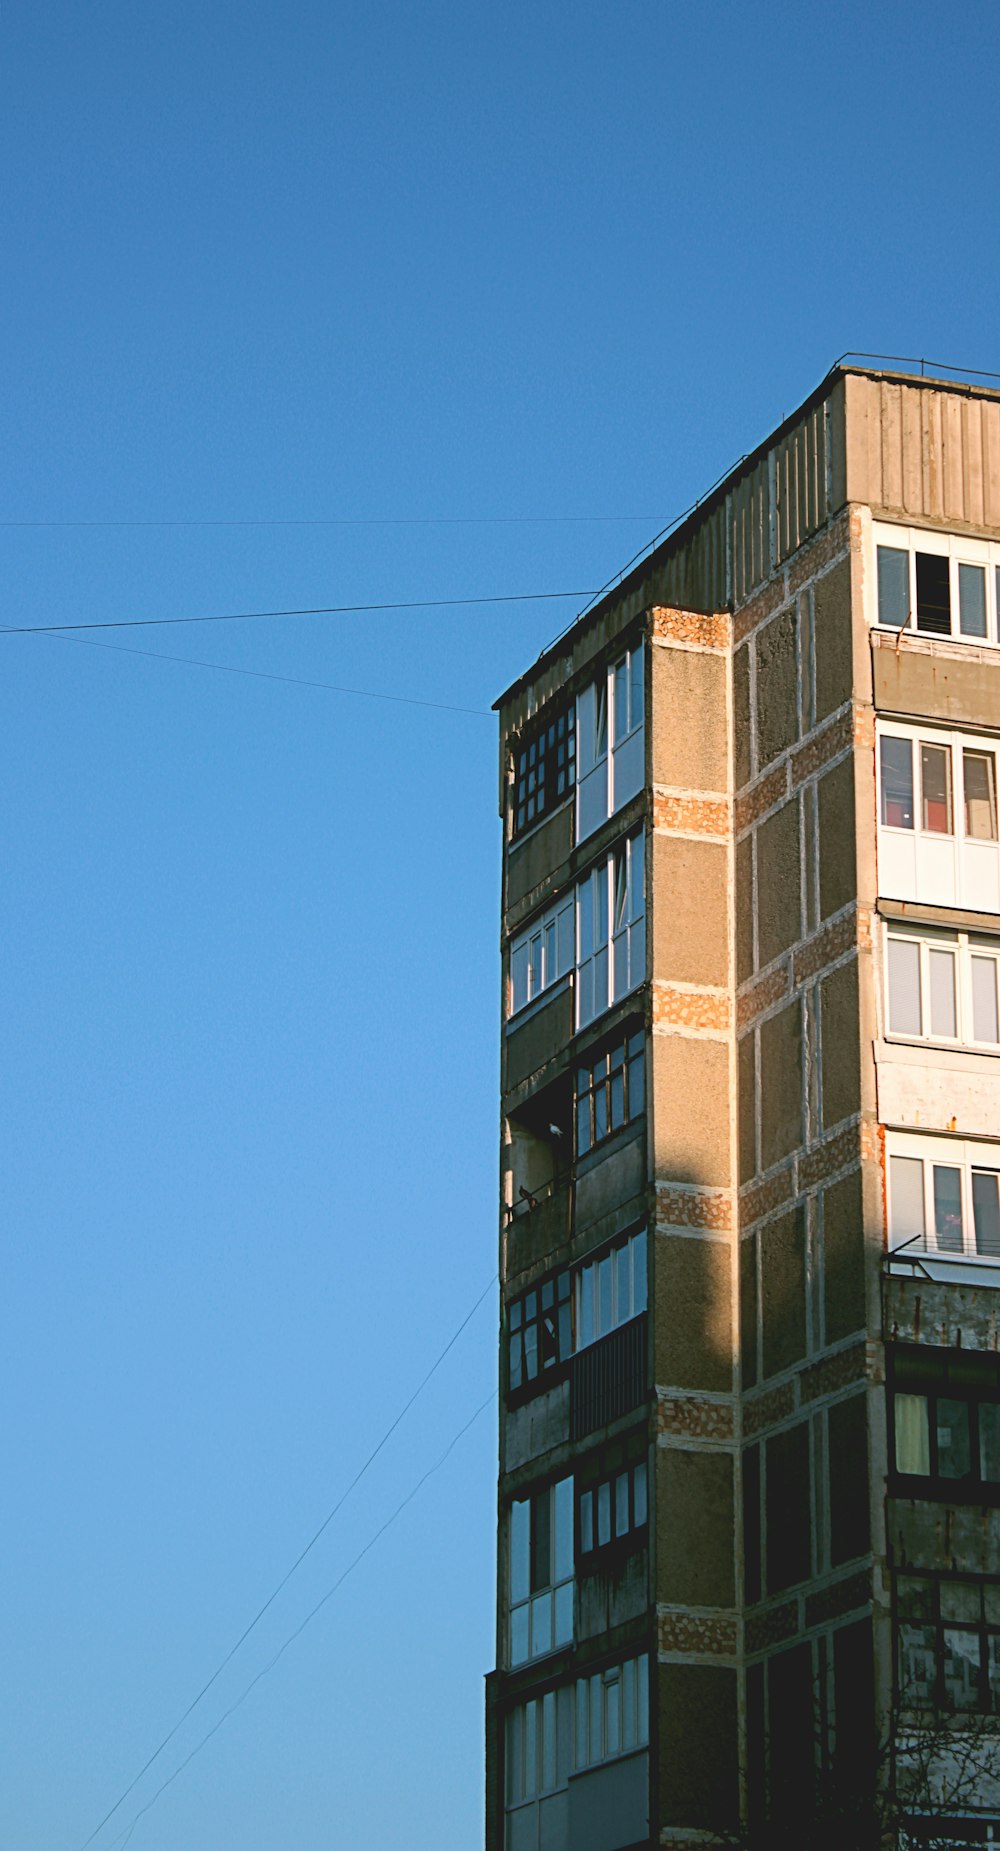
[{"left": 571, "top": 1313, "right": 648, "bottom": 1441}]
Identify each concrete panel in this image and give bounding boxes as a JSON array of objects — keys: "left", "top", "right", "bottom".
[
  {"left": 567, "top": 1752, "right": 648, "bottom": 1851},
  {"left": 821, "top": 956, "right": 861, "bottom": 1129},
  {"left": 887, "top": 1273, "right": 1000, "bottom": 1352},
  {"left": 740, "top": 1233, "right": 758, "bottom": 1390},
  {"left": 575, "top": 1132, "right": 646, "bottom": 1235},
  {"left": 759, "top": 1000, "right": 803, "bottom": 1169},
  {"left": 658, "top": 1663, "right": 739, "bottom": 1832},
  {"left": 760, "top": 1206, "right": 807, "bottom": 1379},
  {"left": 823, "top": 1167, "right": 865, "bottom": 1344},
  {"left": 814, "top": 557, "right": 853, "bottom": 722},
  {"left": 757, "top": 798, "right": 802, "bottom": 967},
  {"left": 817, "top": 753, "right": 856, "bottom": 922},
  {"left": 654, "top": 1232, "right": 733, "bottom": 1393},
  {"left": 888, "top": 1499, "right": 1000, "bottom": 1579},
  {"left": 756, "top": 606, "right": 799, "bottom": 769},
  {"left": 651, "top": 645, "right": 727, "bottom": 791},
  {"left": 504, "top": 986, "right": 573, "bottom": 1092},
  {"left": 736, "top": 833, "right": 754, "bottom": 984},
  {"left": 738, "top": 1029, "right": 757, "bottom": 1184},
  {"left": 734, "top": 644, "right": 751, "bottom": 789},
  {"left": 766, "top": 1421, "right": 811, "bottom": 1592},
  {"left": 829, "top": 1392, "right": 869, "bottom": 1565},
  {"left": 506, "top": 803, "right": 574, "bottom": 911},
  {"left": 876, "top": 1045, "right": 1000, "bottom": 1139},
  {"left": 651, "top": 835, "right": 729, "bottom": 987},
  {"left": 873, "top": 634, "right": 1000, "bottom": 733},
  {"left": 653, "top": 1035, "right": 730, "bottom": 1188},
  {"left": 504, "top": 1380, "right": 570, "bottom": 1471},
  {"left": 657, "top": 1448, "right": 735, "bottom": 1607}
]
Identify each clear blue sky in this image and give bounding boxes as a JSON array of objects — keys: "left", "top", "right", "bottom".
[{"left": 2, "top": 3, "right": 996, "bottom": 1846}]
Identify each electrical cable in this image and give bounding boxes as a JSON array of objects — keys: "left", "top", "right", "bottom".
[
  {"left": 77, "top": 1273, "right": 497, "bottom": 1851},
  {"left": 103, "top": 1387, "right": 498, "bottom": 1851},
  {"left": 1, "top": 588, "right": 596, "bottom": 637},
  {"left": 24, "top": 627, "right": 494, "bottom": 717}
]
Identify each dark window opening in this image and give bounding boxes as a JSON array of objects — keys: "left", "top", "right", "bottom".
[
  {"left": 889, "top": 1345, "right": 1000, "bottom": 1499},
  {"left": 896, "top": 1571, "right": 1000, "bottom": 1715},
  {"left": 575, "top": 1031, "right": 645, "bottom": 1157},
  {"left": 512, "top": 701, "right": 575, "bottom": 839},
  {"left": 915, "top": 551, "right": 952, "bottom": 636},
  {"left": 507, "top": 1270, "right": 572, "bottom": 1394}
]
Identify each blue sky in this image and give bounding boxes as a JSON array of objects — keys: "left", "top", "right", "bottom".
[{"left": 3, "top": 2, "right": 998, "bottom": 1847}]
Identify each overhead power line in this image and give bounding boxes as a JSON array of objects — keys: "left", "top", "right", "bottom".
[
  {"left": 78, "top": 1274, "right": 497, "bottom": 1851},
  {"left": 30, "top": 628, "right": 494, "bottom": 717},
  {"left": 1, "top": 588, "right": 596, "bottom": 638},
  {"left": 1, "top": 514, "right": 655, "bottom": 530},
  {"left": 105, "top": 1387, "right": 498, "bottom": 1851}
]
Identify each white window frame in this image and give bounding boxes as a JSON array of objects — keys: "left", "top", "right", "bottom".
[
  {"left": 505, "top": 1656, "right": 650, "bottom": 1815},
  {"left": 887, "top": 1130, "right": 1000, "bottom": 1263},
  {"left": 509, "top": 1477, "right": 574, "bottom": 1668},
  {"left": 576, "top": 640, "right": 644, "bottom": 842},
  {"left": 883, "top": 922, "right": 1000, "bottom": 1052},
  {"left": 508, "top": 891, "right": 574, "bottom": 1018},
  {"left": 870, "top": 520, "right": 1000, "bottom": 646},
  {"left": 575, "top": 1228, "right": 647, "bottom": 1351},
  {"left": 576, "top": 831, "right": 645, "bottom": 1030},
  {"left": 876, "top": 721, "right": 1000, "bottom": 914},
  {"left": 574, "top": 1654, "right": 649, "bottom": 1771}
]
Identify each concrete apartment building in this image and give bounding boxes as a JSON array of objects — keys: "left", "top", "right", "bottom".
[{"left": 487, "top": 363, "right": 1000, "bottom": 1849}]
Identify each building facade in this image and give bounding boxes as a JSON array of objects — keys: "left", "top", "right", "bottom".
[{"left": 487, "top": 364, "right": 1000, "bottom": 1849}]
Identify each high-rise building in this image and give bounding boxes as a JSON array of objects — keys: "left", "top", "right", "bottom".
[{"left": 486, "top": 362, "right": 1000, "bottom": 1850}]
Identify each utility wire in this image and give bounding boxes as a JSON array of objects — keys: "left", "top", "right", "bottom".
[
  {"left": 77, "top": 1273, "right": 497, "bottom": 1851},
  {"left": 27, "top": 627, "right": 494, "bottom": 717},
  {"left": 104, "top": 1387, "right": 498, "bottom": 1851},
  {"left": 1, "top": 588, "right": 596, "bottom": 638},
  {"left": 1, "top": 514, "right": 655, "bottom": 530}
]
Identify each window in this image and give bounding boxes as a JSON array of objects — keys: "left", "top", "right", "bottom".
[
  {"left": 576, "top": 641, "right": 644, "bottom": 842},
  {"left": 509, "top": 1477, "right": 574, "bottom": 1666},
  {"left": 872, "top": 523, "right": 999, "bottom": 646},
  {"left": 577, "top": 1460, "right": 648, "bottom": 1559},
  {"left": 511, "top": 700, "right": 576, "bottom": 840},
  {"left": 877, "top": 724, "right": 1000, "bottom": 912},
  {"left": 574, "top": 1656, "right": 649, "bottom": 1769},
  {"left": 897, "top": 1573, "right": 1000, "bottom": 1713},
  {"left": 507, "top": 1271, "right": 572, "bottom": 1392},
  {"left": 509, "top": 891, "right": 574, "bottom": 1017},
  {"left": 576, "top": 1228, "right": 647, "bottom": 1350},
  {"left": 577, "top": 831, "right": 645, "bottom": 1029},
  {"left": 885, "top": 926, "right": 1000, "bottom": 1049},
  {"left": 887, "top": 1134, "right": 1000, "bottom": 1262},
  {"left": 575, "top": 1031, "right": 645, "bottom": 1156},
  {"left": 505, "top": 1657, "right": 649, "bottom": 1813},
  {"left": 890, "top": 1346, "right": 1000, "bottom": 1497}
]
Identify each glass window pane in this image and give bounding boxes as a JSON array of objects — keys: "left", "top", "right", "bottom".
[
  {"left": 629, "top": 1047, "right": 645, "bottom": 1117},
  {"left": 941, "top": 1581, "right": 980, "bottom": 1622},
  {"left": 632, "top": 1228, "right": 647, "bottom": 1314},
  {"left": 524, "top": 1700, "right": 537, "bottom": 1796},
  {"left": 531, "top": 1492, "right": 550, "bottom": 1592},
  {"left": 959, "top": 562, "right": 988, "bottom": 637},
  {"left": 590, "top": 1675, "right": 602, "bottom": 1762},
  {"left": 981, "top": 1403, "right": 1000, "bottom": 1482},
  {"left": 579, "top": 1267, "right": 594, "bottom": 1349},
  {"left": 916, "top": 550, "right": 952, "bottom": 635},
  {"left": 897, "top": 1576, "right": 935, "bottom": 1621},
  {"left": 557, "top": 899, "right": 575, "bottom": 973},
  {"left": 622, "top": 1657, "right": 636, "bottom": 1749},
  {"left": 613, "top": 657, "right": 629, "bottom": 745},
  {"left": 989, "top": 1635, "right": 1000, "bottom": 1711},
  {"left": 881, "top": 735, "right": 914, "bottom": 828},
  {"left": 921, "top": 744, "right": 952, "bottom": 834},
  {"left": 509, "top": 1330, "right": 522, "bottom": 1391},
  {"left": 542, "top": 1691, "right": 556, "bottom": 1791},
  {"left": 597, "top": 1480, "right": 611, "bottom": 1547},
  {"left": 899, "top": 1623, "right": 936, "bottom": 1707},
  {"left": 511, "top": 1500, "right": 531, "bottom": 1603},
  {"left": 510, "top": 1602, "right": 529, "bottom": 1666},
  {"left": 887, "top": 937, "right": 922, "bottom": 1035},
  {"left": 553, "top": 1581, "right": 573, "bottom": 1648},
  {"left": 877, "top": 545, "right": 910, "bottom": 628},
  {"left": 576, "top": 1679, "right": 588, "bottom": 1768},
  {"left": 580, "top": 1490, "right": 593, "bottom": 1554},
  {"left": 610, "top": 1067, "right": 625, "bottom": 1128},
  {"left": 558, "top": 1298, "right": 572, "bottom": 1359},
  {"left": 507, "top": 1707, "right": 524, "bottom": 1804},
  {"left": 523, "top": 1322, "right": 538, "bottom": 1379},
  {"left": 530, "top": 1590, "right": 552, "bottom": 1656},
  {"left": 554, "top": 1477, "right": 574, "bottom": 1582},
  {"left": 942, "top": 1628, "right": 980, "bottom": 1709},
  {"left": 637, "top": 1655, "right": 649, "bottom": 1744},
  {"left": 634, "top": 1460, "right": 648, "bottom": 1526},
  {"left": 933, "top": 1165, "right": 964, "bottom": 1253},
  {"left": 593, "top": 1082, "right": 607, "bottom": 1145},
  {"left": 616, "top": 1242, "right": 630, "bottom": 1324},
  {"left": 629, "top": 644, "right": 643, "bottom": 732},
  {"left": 615, "top": 1472, "right": 629, "bottom": 1536},
  {"left": 972, "top": 1170, "right": 1000, "bottom": 1259},
  {"left": 928, "top": 948, "right": 957, "bottom": 1038},
  {"left": 972, "top": 957, "right": 1000, "bottom": 1043},
  {"left": 511, "top": 941, "right": 529, "bottom": 1013},
  {"left": 937, "top": 1399, "right": 972, "bottom": 1479},
  {"left": 895, "top": 1393, "right": 930, "bottom": 1474},
  {"left": 889, "top": 1155, "right": 926, "bottom": 1244},
  {"left": 598, "top": 1255, "right": 613, "bottom": 1334},
  {"left": 606, "top": 1675, "right": 621, "bottom": 1755},
  {"left": 964, "top": 751, "right": 998, "bottom": 841}
]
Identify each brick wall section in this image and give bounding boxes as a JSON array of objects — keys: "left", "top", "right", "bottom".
[
  {"left": 653, "top": 982, "right": 730, "bottom": 1034},
  {"left": 653, "top": 789, "right": 729, "bottom": 836},
  {"left": 658, "top": 1610, "right": 738, "bottom": 1657},
  {"left": 651, "top": 606, "right": 730, "bottom": 650},
  {"left": 655, "top": 1183, "right": 732, "bottom": 1233}
]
